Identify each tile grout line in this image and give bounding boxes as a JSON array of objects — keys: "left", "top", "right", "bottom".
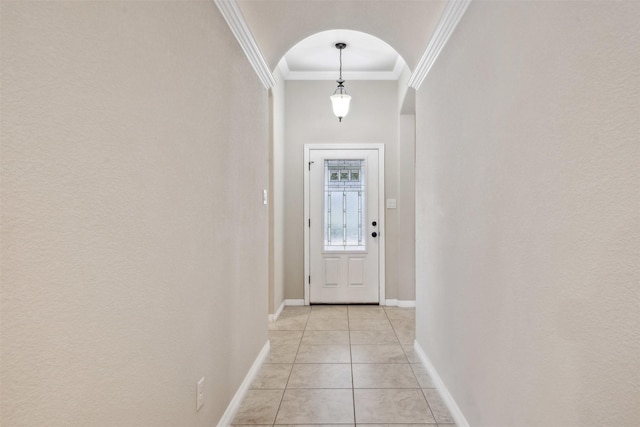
[
  {"left": 420, "top": 386, "right": 439, "bottom": 425},
  {"left": 270, "top": 307, "right": 310, "bottom": 426},
  {"left": 348, "top": 305, "right": 357, "bottom": 426},
  {"left": 268, "top": 306, "right": 432, "bottom": 426},
  {"left": 387, "top": 306, "right": 438, "bottom": 425}
]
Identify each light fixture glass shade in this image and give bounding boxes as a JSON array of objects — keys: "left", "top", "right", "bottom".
[{"left": 330, "top": 93, "right": 352, "bottom": 121}]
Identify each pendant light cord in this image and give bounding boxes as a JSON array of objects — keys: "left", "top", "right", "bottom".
[
  {"left": 333, "top": 43, "right": 348, "bottom": 95},
  {"left": 339, "top": 47, "right": 343, "bottom": 81}
]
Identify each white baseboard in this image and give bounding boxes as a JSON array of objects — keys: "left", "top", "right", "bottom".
[
  {"left": 398, "top": 300, "right": 416, "bottom": 308},
  {"left": 269, "top": 299, "right": 306, "bottom": 322},
  {"left": 216, "top": 341, "right": 270, "bottom": 427},
  {"left": 268, "top": 300, "right": 286, "bottom": 322},
  {"left": 385, "top": 299, "right": 415, "bottom": 307},
  {"left": 413, "top": 341, "right": 470, "bottom": 427}
]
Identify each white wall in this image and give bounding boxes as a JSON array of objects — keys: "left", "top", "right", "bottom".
[
  {"left": 283, "top": 80, "right": 409, "bottom": 301},
  {"left": 415, "top": 1, "right": 639, "bottom": 426},
  {"left": 397, "top": 69, "right": 416, "bottom": 303},
  {"left": 1, "top": 2, "right": 269, "bottom": 426},
  {"left": 398, "top": 114, "right": 416, "bottom": 302},
  {"left": 269, "top": 68, "right": 286, "bottom": 313}
]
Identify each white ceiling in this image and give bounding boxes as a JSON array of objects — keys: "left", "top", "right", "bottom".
[
  {"left": 237, "top": 0, "right": 448, "bottom": 77},
  {"left": 278, "top": 29, "right": 405, "bottom": 80}
]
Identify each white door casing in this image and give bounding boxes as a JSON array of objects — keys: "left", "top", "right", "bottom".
[{"left": 304, "top": 144, "right": 385, "bottom": 305}]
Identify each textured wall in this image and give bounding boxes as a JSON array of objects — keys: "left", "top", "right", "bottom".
[
  {"left": 269, "top": 68, "right": 286, "bottom": 313},
  {"left": 283, "top": 80, "right": 404, "bottom": 301},
  {"left": 398, "top": 114, "right": 416, "bottom": 302},
  {"left": 415, "top": 1, "right": 639, "bottom": 426},
  {"left": 1, "top": 2, "right": 269, "bottom": 426}
]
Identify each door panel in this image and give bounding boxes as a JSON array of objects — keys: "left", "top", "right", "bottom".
[
  {"left": 348, "top": 258, "right": 365, "bottom": 287},
  {"left": 324, "top": 258, "right": 340, "bottom": 286},
  {"left": 309, "top": 149, "right": 379, "bottom": 303}
]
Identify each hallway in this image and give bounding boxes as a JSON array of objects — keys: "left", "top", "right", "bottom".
[
  {"left": 3, "top": 1, "right": 638, "bottom": 425},
  {"left": 232, "top": 305, "right": 455, "bottom": 426}
]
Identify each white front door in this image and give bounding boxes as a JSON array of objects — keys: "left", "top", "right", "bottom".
[{"left": 307, "top": 148, "right": 382, "bottom": 304}]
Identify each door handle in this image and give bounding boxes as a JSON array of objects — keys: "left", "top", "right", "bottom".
[{"left": 371, "top": 232, "right": 378, "bottom": 238}]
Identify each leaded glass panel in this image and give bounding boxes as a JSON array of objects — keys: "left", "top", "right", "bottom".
[{"left": 324, "top": 159, "right": 365, "bottom": 251}]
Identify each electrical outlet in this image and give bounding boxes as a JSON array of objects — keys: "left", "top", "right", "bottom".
[{"left": 196, "top": 377, "right": 205, "bottom": 411}]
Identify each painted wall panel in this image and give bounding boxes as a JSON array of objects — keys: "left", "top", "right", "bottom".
[
  {"left": 415, "top": 2, "right": 640, "bottom": 426},
  {"left": 269, "top": 68, "right": 286, "bottom": 314},
  {"left": 0, "top": 2, "right": 269, "bottom": 426}
]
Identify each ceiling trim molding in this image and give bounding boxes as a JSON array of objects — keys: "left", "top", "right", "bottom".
[
  {"left": 213, "top": 0, "right": 276, "bottom": 89},
  {"left": 408, "top": 0, "right": 471, "bottom": 90},
  {"left": 277, "top": 59, "right": 291, "bottom": 79},
  {"left": 392, "top": 56, "right": 405, "bottom": 78},
  {"left": 283, "top": 70, "right": 402, "bottom": 81},
  {"left": 278, "top": 57, "right": 406, "bottom": 81}
]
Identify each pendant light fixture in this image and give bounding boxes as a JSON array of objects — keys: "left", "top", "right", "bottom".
[{"left": 330, "top": 42, "right": 351, "bottom": 122}]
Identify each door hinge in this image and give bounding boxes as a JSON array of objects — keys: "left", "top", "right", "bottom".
[
  {"left": 308, "top": 161, "right": 314, "bottom": 171},
  {"left": 308, "top": 218, "right": 311, "bottom": 227},
  {"left": 308, "top": 275, "right": 311, "bottom": 284}
]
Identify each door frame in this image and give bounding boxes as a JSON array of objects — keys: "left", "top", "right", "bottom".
[{"left": 303, "top": 143, "right": 386, "bottom": 306}]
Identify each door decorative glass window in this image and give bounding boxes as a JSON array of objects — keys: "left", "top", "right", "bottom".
[{"left": 324, "top": 159, "right": 365, "bottom": 251}]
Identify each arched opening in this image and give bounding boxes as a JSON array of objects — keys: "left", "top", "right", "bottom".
[
  {"left": 269, "top": 29, "right": 416, "bottom": 316},
  {"left": 276, "top": 29, "right": 408, "bottom": 81}
]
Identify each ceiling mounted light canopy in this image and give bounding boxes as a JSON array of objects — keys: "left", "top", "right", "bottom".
[{"left": 330, "top": 42, "right": 351, "bottom": 122}]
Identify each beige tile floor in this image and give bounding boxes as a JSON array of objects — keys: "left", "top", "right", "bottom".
[{"left": 231, "top": 305, "right": 456, "bottom": 427}]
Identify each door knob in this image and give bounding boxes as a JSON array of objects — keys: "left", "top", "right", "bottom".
[
  {"left": 371, "top": 232, "right": 378, "bottom": 238},
  {"left": 372, "top": 221, "right": 377, "bottom": 226}
]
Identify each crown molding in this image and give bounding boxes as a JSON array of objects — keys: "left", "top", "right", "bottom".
[
  {"left": 408, "top": 0, "right": 471, "bottom": 90},
  {"left": 213, "top": 0, "right": 276, "bottom": 89}
]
